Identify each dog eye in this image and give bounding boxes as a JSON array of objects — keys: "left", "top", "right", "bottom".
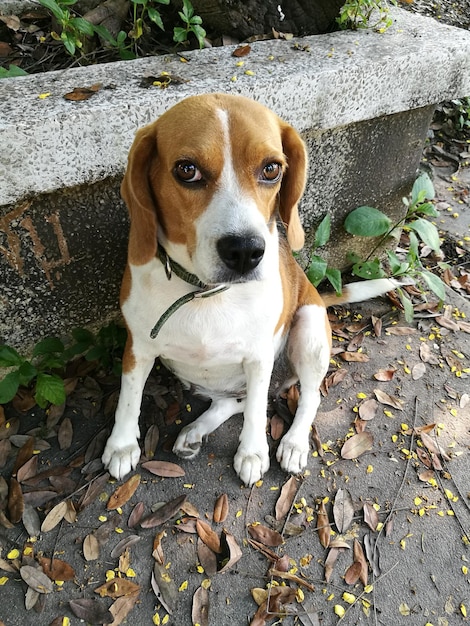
[
  {"left": 260, "top": 162, "right": 282, "bottom": 183},
  {"left": 175, "top": 161, "right": 203, "bottom": 183}
]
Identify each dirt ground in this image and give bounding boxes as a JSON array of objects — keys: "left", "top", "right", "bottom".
[{"left": 1, "top": 4, "right": 470, "bottom": 626}]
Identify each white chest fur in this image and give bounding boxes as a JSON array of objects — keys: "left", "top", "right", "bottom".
[{"left": 123, "top": 259, "right": 285, "bottom": 395}]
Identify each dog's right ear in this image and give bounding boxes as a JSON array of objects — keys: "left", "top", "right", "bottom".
[{"left": 121, "top": 123, "right": 159, "bottom": 265}]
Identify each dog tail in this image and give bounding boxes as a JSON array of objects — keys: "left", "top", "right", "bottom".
[{"left": 321, "top": 278, "right": 399, "bottom": 307}]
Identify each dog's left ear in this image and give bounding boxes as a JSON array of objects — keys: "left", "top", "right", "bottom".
[{"left": 279, "top": 122, "right": 307, "bottom": 251}]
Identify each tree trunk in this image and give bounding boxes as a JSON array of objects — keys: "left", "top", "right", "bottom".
[{"left": 184, "top": 0, "right": 345, "bottom": 39}]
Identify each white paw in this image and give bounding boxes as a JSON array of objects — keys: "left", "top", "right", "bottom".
[
  {"left": 173, "top": 424, "right": 203, "bottom": 459},
  {"left": 276, "top": 433, "right": 309, "bottom": 475},
  {"left": 233, "top": 443, "right": 269, "bottom": 487},
  {"left": 102, "top": 436, "right": 141, "bottom": 480}
]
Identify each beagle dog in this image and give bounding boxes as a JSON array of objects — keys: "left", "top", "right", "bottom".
[{"left": 102, "top": 93, "right": 395, "bottom": 486}]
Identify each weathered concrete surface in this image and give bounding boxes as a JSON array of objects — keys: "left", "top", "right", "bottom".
[{"left": 1, "top": 7, "right": 470, "bottom": 349}]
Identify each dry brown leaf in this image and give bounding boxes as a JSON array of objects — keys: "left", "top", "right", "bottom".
[
  {"left": 151, "top": 562, "right": 177, "bottom": 614},
  {"left": 436, "top": 315, "right": 460, "bottom": 331},
  {"left": 95, "top": 578, "right": 140, "bottom": 599},
  {"left": 63, "top": 83, "right": 102, "bottom": 101},
  {"left": 22, "top": 504, "right": 41, "bottom": 537},
  {"left": 247, "top": 523, "right": 283, "bottom": 547},
  {"left": 353, "top": 538, "right": 368, "bottom": 585},
  {"left": 7, "top": 477, "right": 23, "bottom": 524},
  {"left": 324, "top": 368, "right": 348, "bottom": 393},
  {"left": 358, "top": 399, "right": 378, "bottom": 421},
  {"left": 141, "top": 460, "right": 185, "bottom": 478},
  {"left": 347, "top": 332, "right": 364, "bottom": 352},
  {"left": 338, "top": 352, "right": 370, "bottom": 362},
  {"left": 0, "top": 439, "right": 11, "bottom": 468},
  {"left": 340, "top": 432, "right": 373, "bottom": 460},
  {"left": 128, "top": 501, "right": 145, "bottom": 528},
  {"left": 275, "top": 475, "right": 298, "bottom": 521},
  {"left": 329, "top": 539, "right": 350, "bottom": 549},
  {"left": 386, "top": 326, "right": 418, "bottom": 335},
  {"left": 363, "top": 502, "right": 379, "bottom": 532},
  {"left": 232, "top": 44, "right": 251, "bottom": 57},
  {"left": 218, "top": 529, "right": 243, "bottom": 573},
  {"left": 107, "top": 474, "right": 141, "bottom": 510},
  {"left": 333, "top": 488, "right": 354, "bottom": 533},
  {"left": 196, "top": 519, "right": 221, "bottom": 553},
  {"left": 152, "top": 530, "right": 166, "bottom": 565},
  {"left": 374, "top": 389, "right": 404, "bottom": 410},
  {"left": 144, "top": 424, "right": 159, "bottom": 458},
  {"left": 20, "top": 565, "right": 54, "bottom": 594},
  {"left": 64, "top": 500, "right": 77, "bottom": 524},
  {"left": 16, "top": 455, "right": 38, "bottom": 483},
  {"left": 317, "top": 501, "right": 330, "bottom": 548},
  {"left": 197, "top": 538, "right": 217, "bottom": 576},
  {"left": 373, "top": 368, "right": 396, "bottom": 381},
  {"left": 460, "top": 393, "right": 469, "bottom": 409},
  {"left": 344, "top": 560, "right": 362, "bottom": 585},
  {"left": 270, "top": 414, "right": 284, "bottom": 440},
  {"left": 250, "top": 586, "right": 297, "bottom": 626},
  {"left": 69, "top": 598, "right": 114, "bottom": 623},
  {"left": 39, "top": 557, "right": 76, "bottom": 581},
  {"left": 41, "top": 500, "right": 67, "bottom": 532},
  {"left": 354, "top": 418, "right": 367, "bottom": 433},
  {"left": 371, "top": 315, "right": 382, "bottom": 337},
  {"left": 109, "top": 594, "right": 138, "bottom": 626},
  {"left": 412, "top": 363, "right": 426, "bottom": 380},
  {"left": 213, "top": 493, "right": 228, "bottom": 523},
  {"left": 287, "top": 385, "right": 299, "bottom": 415},
  {"left": 419, "top": 342, "right": 440, "bottom": 364},
  {"left": 58, "top": 417, "right": 73, "bottom": 450},
  {"left": 140, "top": 494, "right": 187, "bottom": 528},
  {"left": 363, "top": 533, "right": 380, "bottom": 577},
  {"left": 12, "top": 435, "right": 35, "bottom": 475},
  {"left": 324, "top": 547, "right": 339, "bottom": 582},
  {"left": 110, "top": 535, "right": 141, "bottom": 559},
  {"left": 192, "top": 585, "right": 209, "bottom": 626},
  {"left": 83, "top": 533, "right": 100, "bottom": 561}
]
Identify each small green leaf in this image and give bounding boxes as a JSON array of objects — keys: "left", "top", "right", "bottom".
[
  {"left": 397, "top": 287, "right": 414, "bottom": 322},
  {"left": 33, "top": 337, "right": 65, "bottom": 358},
  {"left": 0, "top": 65, "right": 29, "bottom": 78},
  {"left": 314, "top": 214, "right": 331, "bottom": 249},
  {"left": 18, "top": 361, "right": 37, "bottom": 386},
  {"left": 35, "top": 373, "right": 66, "bottom": 407},
  {"left": 344, "top": 206, "right": 392, "bottom": 237},
  {"left": 414, "top": 202, "right": 439, "bottom": 218},
  {"left": 411, "top": 172, "right": 435, "bottom": 204},
  {"left": 0, "top": 345, "right": 23, "bottom": 367},
  {"left": 173, "top": 26, "right": 188, "bottom": 42},
  {"left": 0, "top": 371, "right": 21, "bottom": 404},
  {"left": 148, "top": 7, "right": 164, "bottom": 29},
  {"left": 190, "top": 23, "right": 206, "bottom": 47},
  {"left": 325, "top": 268, "right": 342, "bottom": 295},
  {"left": 420, "top": 270, "right": 446, "bottom": 301},
  {"left": 38, "top": 0, "right": 65, "bottom": 20},
  {"left": 408, "top": 217, "right": 441, "bottom": 252},
  {"left": 71, "top": 17, "right": 95, "bottom": 36},
  {"left": 306, "top": 255, "right": 327, "bottom": 286},
  {"left": 352, "top": 258, "right": 386, "bottom": 280}
]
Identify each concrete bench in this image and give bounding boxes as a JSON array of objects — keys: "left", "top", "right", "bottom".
[{"left": 1, "top": 7, "right": 470, "bottom": 349}]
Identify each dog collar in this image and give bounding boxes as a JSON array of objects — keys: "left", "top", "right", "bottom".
[{"left": 150, "top": 244, "right": 229, "bottom": 339}]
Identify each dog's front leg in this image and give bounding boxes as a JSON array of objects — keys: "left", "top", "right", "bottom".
[
  {"left": 233, "top": 356, "right": 272, "bottom": 486},
  {"left": 102, "top": 348, "right": 154, "bottom": 480}
]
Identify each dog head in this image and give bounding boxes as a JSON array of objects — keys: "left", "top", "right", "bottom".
[{"left": 121, "top": 93, "right": 307, "bottom": 284}]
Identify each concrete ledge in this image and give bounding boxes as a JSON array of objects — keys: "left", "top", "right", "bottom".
[
  {"left": 1, "top": 7, "right": 470, "bottom": 350},
  {"left": 1, "top": 7, "right": 470, "bottom": 206}
]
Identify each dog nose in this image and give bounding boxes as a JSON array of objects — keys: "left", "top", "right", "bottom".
[{"left": 217, "top": 235, "right": 265, "bottom": 275}]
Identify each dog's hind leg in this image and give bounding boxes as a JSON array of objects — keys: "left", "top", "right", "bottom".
[
  {"left": 173, "top": 397, "right": 245, "bottom": 459},
  {"left": 276, "top": 304, "right": 331, "bottom": 475}
]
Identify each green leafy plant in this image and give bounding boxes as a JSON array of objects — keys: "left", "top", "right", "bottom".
[
  {"left": 0, "top": 65, "right": 29, "bottom": 78},
  {"left": 344, "top": 172, "right": 446, "bottom": 320},
  {"left": 38, "top": 0, "right": 118, "bottom": 55},
  {"left": 336, "top": 0, "right": 395, "bottom": 32},
  {"left": 0, "top": 322, "right": 126, "bottom": 408},
  {"left": 0, "top": 338, "right": 68, "bottom": 407},
  {"left": 305, "top": 213, "right": 342, "bottom": 294},
  {"left": 173, "top": 0, "right": 206, "bottom": 48},
  {"left": 129, "top": 0, "right": 169, "bottom": 44}
]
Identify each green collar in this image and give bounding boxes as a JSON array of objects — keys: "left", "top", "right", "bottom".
[{"left": 150, "top": 244, "right": 229, "bottom": 339}]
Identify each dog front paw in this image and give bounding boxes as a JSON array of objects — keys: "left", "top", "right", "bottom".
[
  {"left": 173, "top": 424, "right": 203, "bottom": 459},
  {"left": 102, "top": 436, "right": 141, "bottom": 480},
  {"left": 276, "top": 434, "right": 309, "bottom": 475},
  {"left": 233, "top": 443, "right": 269, "bottom": 487}
]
